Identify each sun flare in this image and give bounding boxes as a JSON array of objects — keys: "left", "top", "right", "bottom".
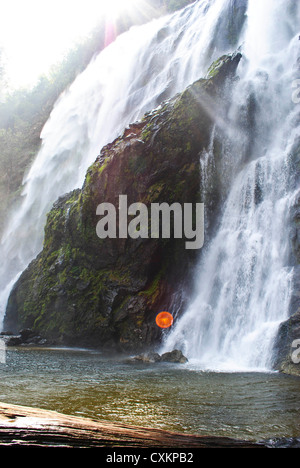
[
  {"left": 0, "top": 0, "right": 144, "bottom": 89},
  {"left": 103, "top": 0, "right": 142, "bottom": 18}
]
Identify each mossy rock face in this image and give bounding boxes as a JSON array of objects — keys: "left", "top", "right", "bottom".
[
  {"left": 4, "top": 53, "right": 242, "bottom": 353},
  {"left": 273, "top": 300, "right": 300, "bottom": 377}
]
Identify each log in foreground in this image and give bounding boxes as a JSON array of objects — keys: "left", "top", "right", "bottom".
[{"left": 0, "top": 402, "right": 266, "bottom": 448}]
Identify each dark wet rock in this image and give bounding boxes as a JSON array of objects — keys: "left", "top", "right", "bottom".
[
  {"left": 273, "top": 306, "right": 300, "bottom": 377},
  {"left": 1, "top": 328, "right": 51, "bottom": 347},
  {"left": 3, "top": 53, "right": 242, "bottom": 354},
  {"left": 262, "top": 437, "right": 300, "bottom": 449},
  {"left": 4, "top": 335, "right": 22, "bottom": 346},
  {"left": 272, "top": 264, "right": 300, "bottom": 377},
  {"left": 19, "top": 328, "right": 35, "bottom": 341},
  {"left": 129, "top": 349, "right": 188, "bottom": 364},
  {"left": 160, "top": 349, "right": 188, "bottom": 363},
  {"left": 131, "top": 352, "right": 162, "bottom": 363}
]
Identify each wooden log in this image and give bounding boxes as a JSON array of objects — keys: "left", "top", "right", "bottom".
[{"left": 0, "top": 402, "right": 266, "bottom": 448}]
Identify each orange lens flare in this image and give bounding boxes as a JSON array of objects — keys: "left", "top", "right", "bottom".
[{"left": 156, "top": 311, "right": 174, "bottom": 329}]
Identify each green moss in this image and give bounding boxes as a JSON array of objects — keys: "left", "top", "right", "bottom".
[
  {"left": 128, "top": 154, "right": 148, "bottom": 175},
  {"left": 141, "top": 124, "right": 153, "bottom": 142},
  {"left": 207, "top": 58, "right": 224, "bottom": 78},
  {"left": 98, "top": 159, "right": 109, "bottom": 175},
  {"left": 107, "top": 268, "right": 131, "bottom": 285},
  {"left": 5, "top": 53, "right": 242, "bottom": 351},
  {"left": 140, "top": 267, "right": 166, "bottom": 305}
]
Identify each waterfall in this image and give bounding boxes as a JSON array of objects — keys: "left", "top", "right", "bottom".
[
  {"left": 0, "top": 0, "right": 243, "bottom": 328},
  {"left": 162, "top": 0, "right": 300, "bottom": 371},
  {"left": 0, "top": 0, "right": 299, "bottom": 374}
]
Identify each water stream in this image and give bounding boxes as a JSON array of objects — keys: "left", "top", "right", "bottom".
[
  {"left": 0, "top": 1, "right": 299, "bottom": 380},
  {"left": 0, "top": 0, "right": 240, "bottom": 327},
  {"left": 162, "top": 0, "right": 300, "bottom": 371},
  {"left": 0, "top": 347, "right": 299, "bottom": 442}
]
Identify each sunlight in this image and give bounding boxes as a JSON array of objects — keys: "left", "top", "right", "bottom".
[
  {"left": 0, "top": 0, "right": 144, "bottom": 89},
  {"left": 103, "top": 0, "right": 142, "bottom": 18}
]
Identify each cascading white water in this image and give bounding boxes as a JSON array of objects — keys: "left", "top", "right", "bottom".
[
  {"left": 0, "top": 0, "right": 241, "bottom": 327},
  {"left": 0, "top": 0, "right": 299, "bottom": 375},
  {"left": 162, "top": 0, "right": 300, "bottom": 371}
]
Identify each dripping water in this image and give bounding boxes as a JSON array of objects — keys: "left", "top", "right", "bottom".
[{"left": 162, "top": 0, "right": 300, "bottom": 371}]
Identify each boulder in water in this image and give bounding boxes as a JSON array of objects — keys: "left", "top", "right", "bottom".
[
  {"left": 3, "top": 53, "right": 242, "bottom": 354},
  {"left": 132, "top": 352, "right": 162, "bottom": 363},
  {"left": 160, "top": 349, "right": 188, "bottom": 363},
  {"left": 130, "top": 349, "right": 188, "bottom": 364}
]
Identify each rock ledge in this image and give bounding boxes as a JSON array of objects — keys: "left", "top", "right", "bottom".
[{"left": 130, "top": 349, "right": 188, "bottom": 364}]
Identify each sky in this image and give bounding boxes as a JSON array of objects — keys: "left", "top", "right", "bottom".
[{"left": 0, "top": 0, "right": 141, "bottom": 90}]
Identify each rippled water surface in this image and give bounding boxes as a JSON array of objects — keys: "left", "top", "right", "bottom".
[{"left": 0, "top": 347, "right": 299, "bottom": 442}]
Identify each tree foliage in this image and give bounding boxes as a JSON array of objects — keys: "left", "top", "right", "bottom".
[{"left": 0, "top": 0, "right": 196, "bottom": 233}]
